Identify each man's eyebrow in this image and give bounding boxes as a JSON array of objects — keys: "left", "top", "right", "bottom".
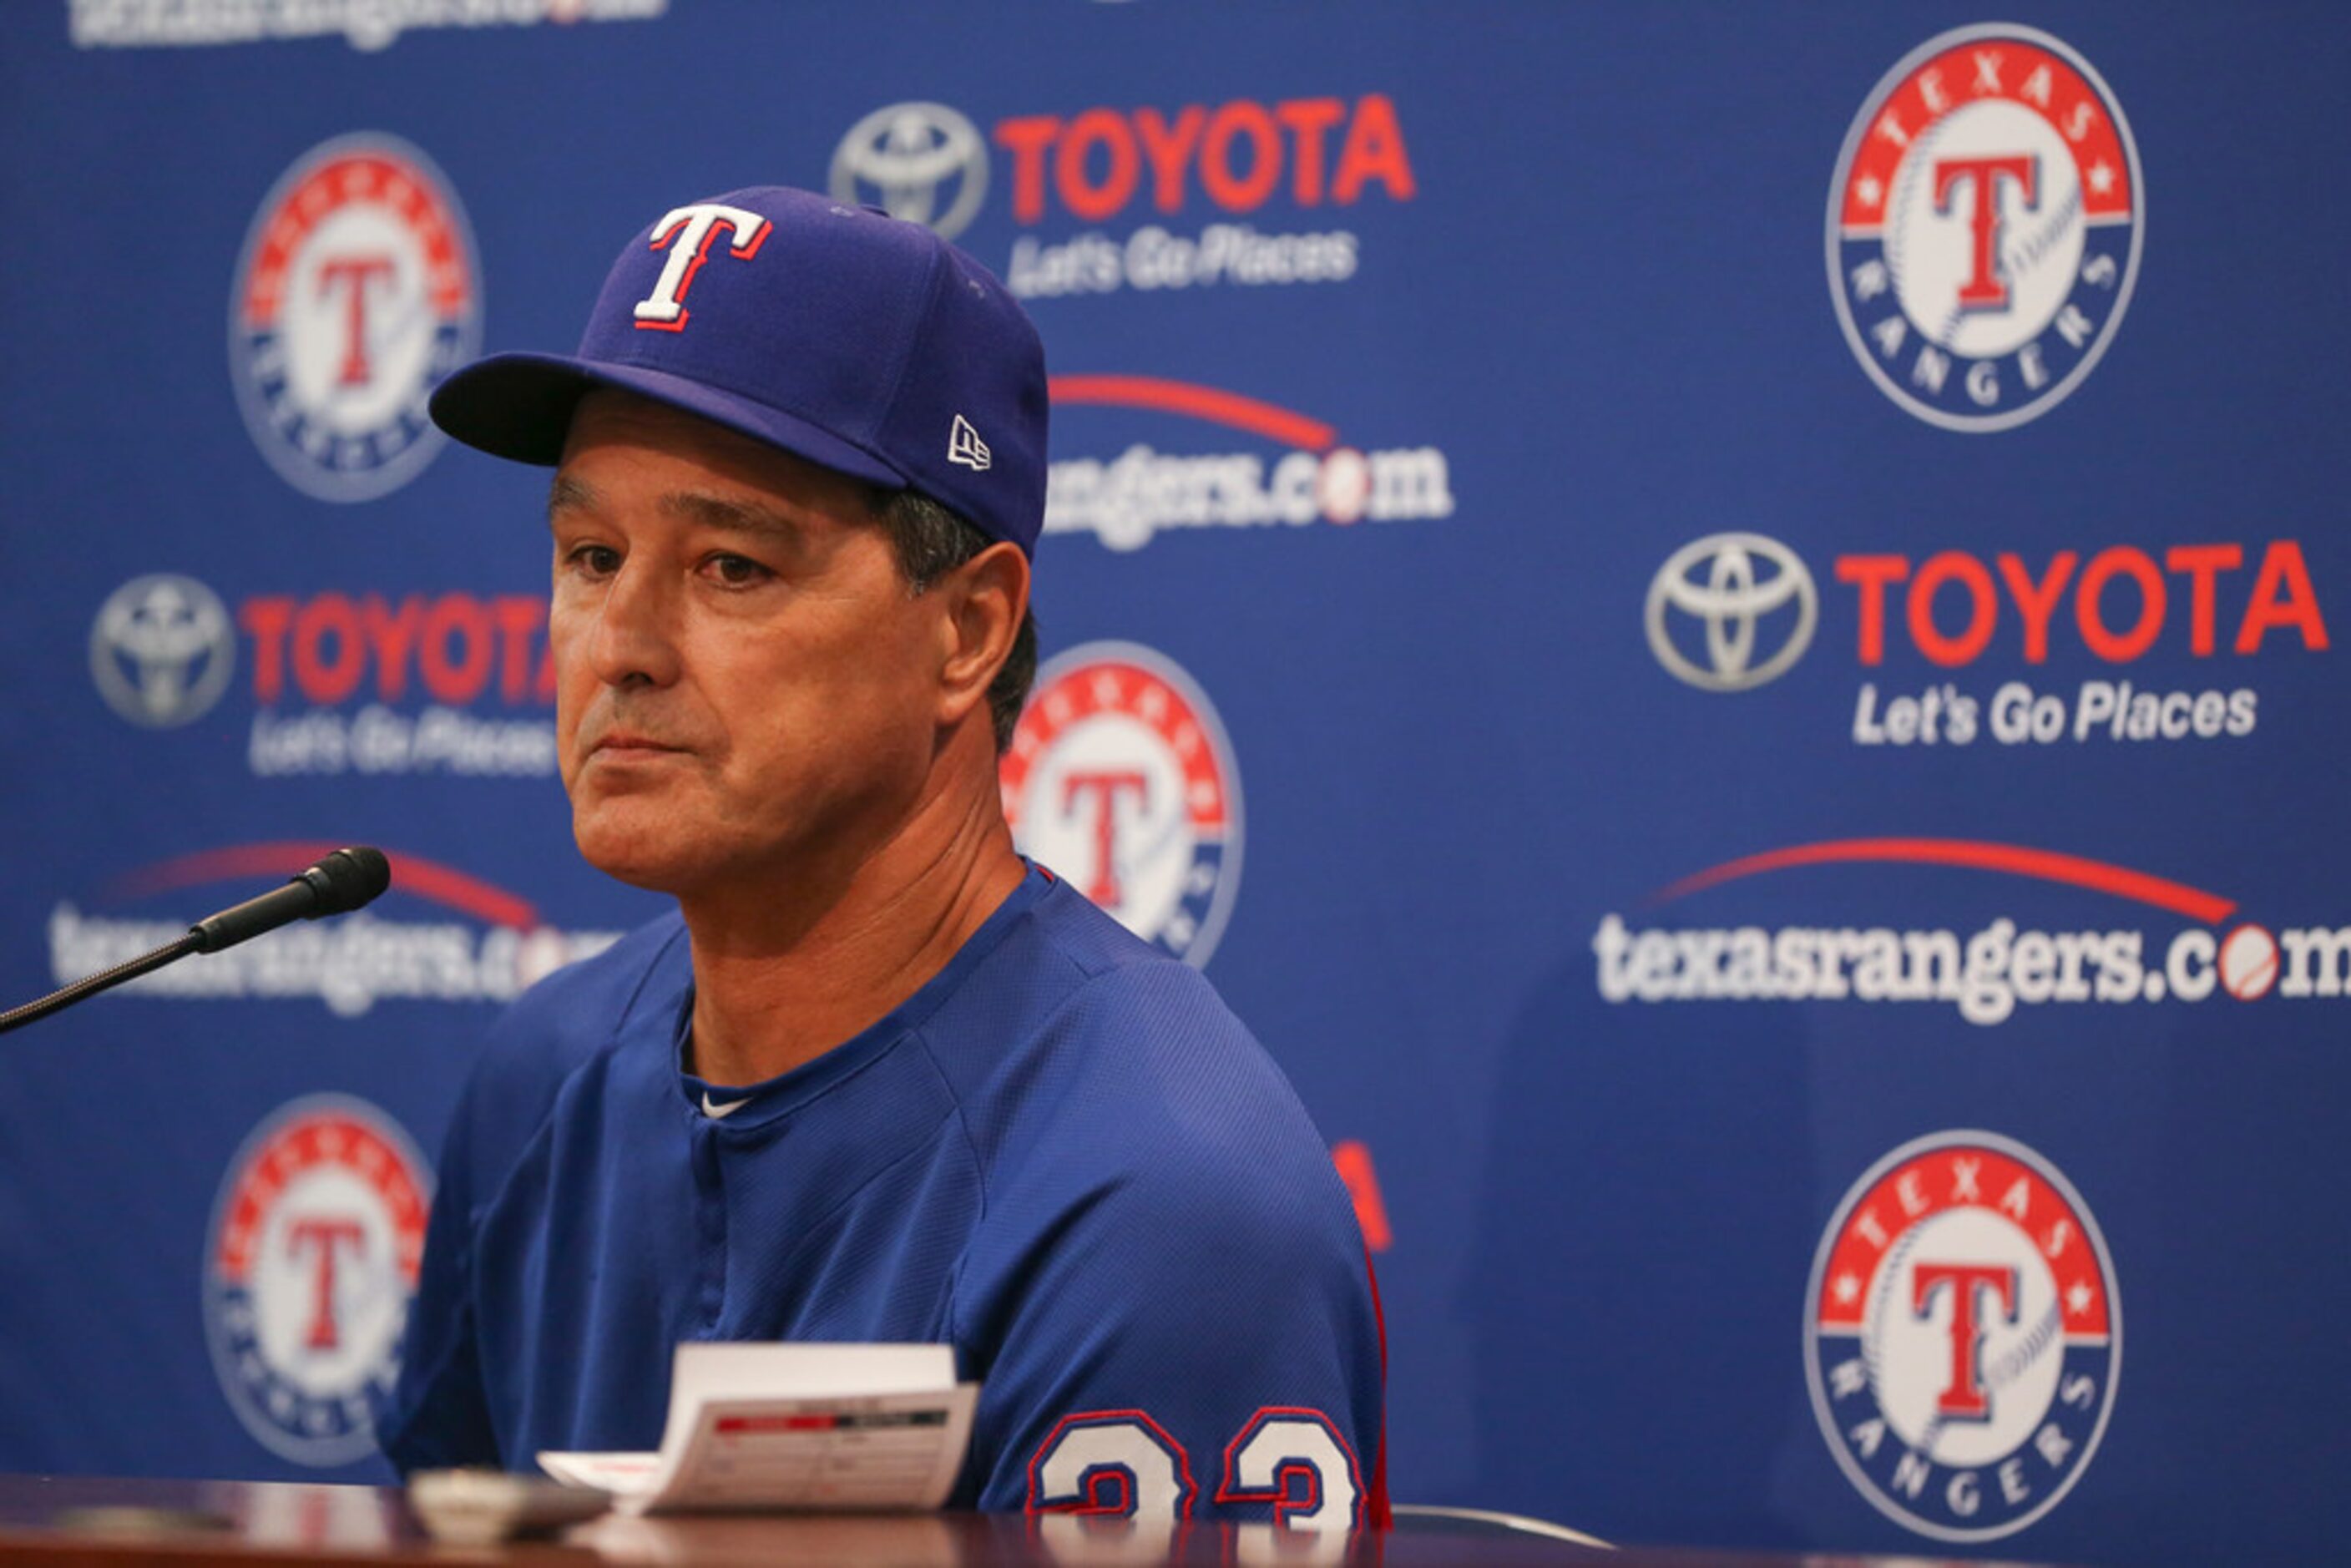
[
  {"left": 659, "top": 490, "right": 805, "bottom": 544},
  {"left": 547, "top": 473, "right": 597, "bottom": 526},
  {"left": 544, "top": 478, "right": 803, "bottom": 547}
]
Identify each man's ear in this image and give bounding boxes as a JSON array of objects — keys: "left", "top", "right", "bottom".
[{"left": 935, "top": 540, "right": 1029, "bottom": 727}]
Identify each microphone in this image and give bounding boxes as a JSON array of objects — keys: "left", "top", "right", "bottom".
[
  {"left": 188, "top": 846, "right": 392, "bottom": 953},
  {"left": 0, "top": 846, "right": 393, "bottom": 1036}
]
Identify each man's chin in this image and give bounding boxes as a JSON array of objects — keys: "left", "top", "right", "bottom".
[{"left": 571, "top": 817, "right": 720, "bottom": 897}]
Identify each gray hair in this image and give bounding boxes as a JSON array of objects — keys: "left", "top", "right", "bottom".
[{"left": 870, "top": 488, "right": 1038, "bottom": 752}]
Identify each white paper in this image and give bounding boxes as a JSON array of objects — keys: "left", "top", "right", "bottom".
[
  {"left": 538, "top": 1343, "right": 976, "bottom": 1515},
  {"left": 536, "top": 1450, "right": 664, "bottom": 1492}
]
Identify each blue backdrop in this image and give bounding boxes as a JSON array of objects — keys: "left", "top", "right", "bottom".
[{"left": 4, "top": 3, "right": 2343, "bottom": 1561}]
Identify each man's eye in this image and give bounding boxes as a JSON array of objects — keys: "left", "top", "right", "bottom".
[
  {"left": 566, "top": 544, "right": 621, "bottom": 575},
  {"left": 705, "top": 553, "right": 773, "bottom": 587}
]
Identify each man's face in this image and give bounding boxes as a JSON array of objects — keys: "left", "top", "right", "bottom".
[{"left": 547, "top": 391, "right": 943, "bottom": 898}]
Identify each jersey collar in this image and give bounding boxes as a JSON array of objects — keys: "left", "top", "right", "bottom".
[{"left": 672, "top": 862, "right": 1053, "bottom": 1129}]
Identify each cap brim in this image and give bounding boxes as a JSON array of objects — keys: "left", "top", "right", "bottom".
[{"left": 429, "top": 352, "right": 909, "bottom": 489}]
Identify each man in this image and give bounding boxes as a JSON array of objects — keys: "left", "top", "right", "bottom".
[{"left": 377, "top": 186, "right": 1387, "bottom": 1526}]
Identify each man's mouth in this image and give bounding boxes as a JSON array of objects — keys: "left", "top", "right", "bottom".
[{"left": 587, "top": 731, "right": 688, "bottom": 759}]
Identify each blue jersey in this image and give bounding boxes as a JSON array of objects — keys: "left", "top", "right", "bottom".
[{"left": 377, "top": 866, "right": 1386, "bottom": 1525}]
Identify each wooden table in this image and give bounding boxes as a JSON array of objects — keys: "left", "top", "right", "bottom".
[{"left": 0, "top": 1476, "right": 2049, "bottom": 1565}]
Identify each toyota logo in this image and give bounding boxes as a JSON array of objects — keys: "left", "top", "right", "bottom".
[
  {"left": 1646, "top": 533, "right": 1818, "bottom": 692},
  {"left": 90, "top": 574, "right": 238, "bottom": 727},
  {"left": 830, "top": 102, "right": 989, "bottom": 240}
]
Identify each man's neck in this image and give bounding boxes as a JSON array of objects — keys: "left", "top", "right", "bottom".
[{"left": 678, "top": 776, "right": 1028, "bottom": 1090}]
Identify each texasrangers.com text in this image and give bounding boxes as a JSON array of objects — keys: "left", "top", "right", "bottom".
[
  {"left": 49, "top": 908, "right": 619, "bottom": 1017},
  {"left": 1045, "top": 443, "right": 1454, "bottom": 551},
  {"left": 1593, "top": 914, "right": 2351, "bottom": 1026}
]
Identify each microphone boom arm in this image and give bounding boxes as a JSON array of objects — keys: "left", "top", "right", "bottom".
[
  {"left": 0, "top": 933, "right": 200, "bottom": 1036},
  {"left": 0, "top": 847, "right": 392, "bottom": 1038}
]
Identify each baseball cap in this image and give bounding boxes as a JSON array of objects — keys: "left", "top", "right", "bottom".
[{"left": 429, "top": 185, "right": 1049, "bottom": 554}]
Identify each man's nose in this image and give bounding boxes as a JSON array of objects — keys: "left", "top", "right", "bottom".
[{"left": 587, "top": 559, "right": 682, "bottom": 688}]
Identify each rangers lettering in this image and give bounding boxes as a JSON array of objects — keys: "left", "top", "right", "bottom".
[
  {"left": 634, "top": 204, "right": 772, "bottom": 331},
  {"left": 2036, "top": 1421, "right": 2075, "bottom": 1467}
]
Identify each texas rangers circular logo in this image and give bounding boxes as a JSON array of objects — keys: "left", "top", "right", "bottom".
[
  {"left": 1828, "top": 26, "right": 2142, "bottom": 432},
  {"left": 1003, "top": 642, "right": 1241, "bottom": 966},
  {"left": 230, "top": 133, "right": 481, "bottom": 502},
  {"left": 1806, "top": 1130, "right": 2120, "bottom": 1541},
  {"left": 204, "top": 1095, "right": 432, "bottom": 1466}
]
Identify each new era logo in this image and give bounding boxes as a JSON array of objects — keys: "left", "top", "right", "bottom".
[{"left": 948, "top": 413, "right": 991, "bottom": 472}]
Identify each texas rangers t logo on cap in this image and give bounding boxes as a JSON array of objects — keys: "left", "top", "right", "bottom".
[
  {"left": 634, "top": 204, "right": 774, "bottom": 332},
  {"left": 429, "top": 185, "right": 1050, "bottom": 554}
]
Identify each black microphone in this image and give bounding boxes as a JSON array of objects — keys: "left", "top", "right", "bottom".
[
  {"left": 0, "top": 846, "right": 393, "bottom": 1036},
  {"left": 188, "top": 846, "right": 392, "bottom": 953}
]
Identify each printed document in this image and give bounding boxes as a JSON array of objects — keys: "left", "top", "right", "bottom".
[{"left": 538, "top": 1343, "right": 976, "bottom": 1515}]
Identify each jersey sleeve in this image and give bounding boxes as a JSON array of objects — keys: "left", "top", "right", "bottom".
[
  {"left": 372, "top": 1071, "right": 499, "bottom": 1474},
  {"left": 371, "top": 942, "right": 637, "bottom": 1474},
  {"left": 950, "top": 963, "right": 1386, "bottom": 1529},
  {"left": 374, "top": 918, "right": 683, "bottom": 1474}
]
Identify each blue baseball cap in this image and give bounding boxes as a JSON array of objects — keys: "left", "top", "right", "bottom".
[{"left": 430, "top": 185, "right": 1049, "bottom": 554}]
